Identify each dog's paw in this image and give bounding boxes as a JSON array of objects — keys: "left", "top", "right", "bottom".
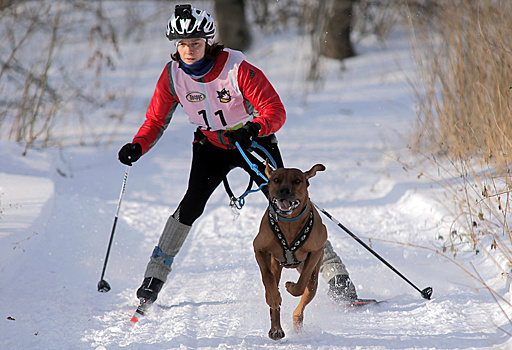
[
  {"left": 293, "top": 314, "right": 304, "bottom": 333},
  {"left": 268, "top": 327, "right": 285, "bottom": 340},
  {"left": 285, "top": 281, "right": 303, "bottom": 297}
]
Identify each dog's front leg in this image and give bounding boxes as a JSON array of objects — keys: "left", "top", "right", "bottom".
[
  {"left": 285, "top": 248, "right": 324, "bottom": 297},
  {"left": 255, "top": 250, "right": 285, "bottom": 340},
  {"left": 255, "top": 250, "right": 282, "bottom": 309},
  {"left": 269, "top": 307, "right": 285, "bottom": 340}
]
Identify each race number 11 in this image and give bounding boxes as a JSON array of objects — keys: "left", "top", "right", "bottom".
[{"left": 198, "top": 109, "right": 227, "bottom": 130}]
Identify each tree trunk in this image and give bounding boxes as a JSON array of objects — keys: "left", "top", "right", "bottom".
[
  {"left": 214, "top": 0, "right": 251, "bottom": 51},
  {"left": 320, "top": 0, "right": 355, "bottom": 59},
  {"left": 0, "top": 0, "right": 13, "bottom": 10}
]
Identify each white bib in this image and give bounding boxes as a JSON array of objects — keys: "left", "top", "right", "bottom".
[{"left": 171, "top": 49, "right": 253, "bottom": 131}]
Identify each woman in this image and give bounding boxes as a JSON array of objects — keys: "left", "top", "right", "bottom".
[{"left": 119, "top": 4, "right": 358, "bottom": 305}]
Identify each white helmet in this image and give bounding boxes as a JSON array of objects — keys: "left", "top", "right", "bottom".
[{"left": 166, "top": 4, "right": 216, "bottom": 41}]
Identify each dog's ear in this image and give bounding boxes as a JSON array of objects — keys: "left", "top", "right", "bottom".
[
  {"left": 265, "top": 158, "right": 274, "bottom": 179},
  {"left": 305, "top": 164, "right": 326, "bottom": 179}
]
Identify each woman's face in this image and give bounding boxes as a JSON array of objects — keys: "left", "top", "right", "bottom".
[{"left": 177, "top": 38, "right": 206, "bottom": 64}]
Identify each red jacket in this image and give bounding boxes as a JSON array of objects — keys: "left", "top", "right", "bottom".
[{"left": 133, "top": 50, "right": 286, "bottom": 152}]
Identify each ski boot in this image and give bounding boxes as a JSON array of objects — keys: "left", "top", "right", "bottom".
[
  {"left": 327, "top": 274, "right": 358, "bottom": 303},
  {"left": 136, "top": 277, "right": 164, "bottom": 303}
]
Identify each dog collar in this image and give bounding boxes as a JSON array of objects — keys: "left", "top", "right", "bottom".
[{"left": 268, "top": 204, "right": 314, "bottom": 267}]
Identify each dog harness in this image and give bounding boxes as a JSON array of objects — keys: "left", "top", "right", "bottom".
[{"left": 268, "top": 202, "right": 314, "bottom": 266}]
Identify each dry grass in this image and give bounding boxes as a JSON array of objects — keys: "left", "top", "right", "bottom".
[
  {"left": 407, "top": 0, "right": 512, "bottom": 252},
  {"left": 410, "top": 1, "right": 512, "bottom": 164},
  {"left": 404, "top": 0, "right": 512, "bottom": 318}
]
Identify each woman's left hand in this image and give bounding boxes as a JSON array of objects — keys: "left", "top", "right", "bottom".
[{"left": 224, "top": 122, "right": 261, "bottom": 149}]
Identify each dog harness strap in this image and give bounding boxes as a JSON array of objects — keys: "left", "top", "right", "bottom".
[
  {"left": 268, "top": 205, "right": 314, "bottom": 266},
  {"left": 152, "top": 246, "right": 175, "bottom": 266}
]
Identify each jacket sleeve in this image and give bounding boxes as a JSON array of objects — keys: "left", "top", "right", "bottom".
[
  {"left": 133, "top": 63, "right": 179, "bottom": 153},
  {"left": 237, "top": 61, "right": 286, "bottom": 137}
]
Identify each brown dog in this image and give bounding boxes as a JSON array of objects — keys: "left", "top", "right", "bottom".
[{"left": 253, "top": 161, "right": 327, "bottom": 340}]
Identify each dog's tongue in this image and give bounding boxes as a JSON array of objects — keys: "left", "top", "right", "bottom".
[{"left": 277, "top": 199, "right": 292, "bottom": 211}]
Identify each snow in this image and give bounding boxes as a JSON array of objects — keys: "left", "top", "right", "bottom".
[{"left": 1, "top": 5, "right": 511, "bottom": 350}]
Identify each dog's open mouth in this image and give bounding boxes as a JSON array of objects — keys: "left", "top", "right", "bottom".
[{"left": 272, "top": 198, "right": 300, "bottom": 216}]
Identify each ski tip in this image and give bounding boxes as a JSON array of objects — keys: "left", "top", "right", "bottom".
[{"left": 129, "top": 299, "right": 152, "bottom": 326}]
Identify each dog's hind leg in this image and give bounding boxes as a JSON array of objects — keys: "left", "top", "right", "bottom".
[{"left": 292, "top": 259, "right": 321, "bottom": 332}]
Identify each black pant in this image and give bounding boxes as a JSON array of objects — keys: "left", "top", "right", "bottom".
[{"left": 172, "top": 130, "right": 284, "bottom": 226}]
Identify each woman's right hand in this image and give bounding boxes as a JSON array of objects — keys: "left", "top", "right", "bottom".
[{"left": 118, "top": 143, "right": 142, "bottom": 166}]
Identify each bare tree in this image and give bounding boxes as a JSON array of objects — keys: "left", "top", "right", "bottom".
[
  {"left": 0, "top": 1, "right": 164, "bottom": 154},
  {"left": 0, "top": 0, "right": 12, "bottom": 11},
  {"left": 319, "top": 0, "right": 355, "bottom": 60},
  {"left": 214, "top": 0, "right": 251, "bottom": 51}
]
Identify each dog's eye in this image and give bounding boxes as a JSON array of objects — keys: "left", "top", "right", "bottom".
[
  {"left": 272, "top": 177, "right": 280, "bottom": 183},
  {"left": 294, "top": 179, "right": 302, "bottom": 184}
]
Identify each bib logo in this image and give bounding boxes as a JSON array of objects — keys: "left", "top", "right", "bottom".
[
  {"left": 217, "top": 88, "right": 231, "bottom": 103},
  {"left": 186, "top": 91, "right": 206, "bottom": 102}
]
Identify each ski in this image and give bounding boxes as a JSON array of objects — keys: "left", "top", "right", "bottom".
[
  {"left": 129, "top": 299, "right": 152, "bottom": 325},
  {"left": 344, "top": 298, "right": 383, "bottom": 311}
]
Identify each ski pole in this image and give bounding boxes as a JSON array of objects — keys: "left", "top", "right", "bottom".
[
  {"left": 97, "top": 165, "right": 130, "bottom": 293},
  {"left": 311, "top": 201, "right": 433, "bottom": 300}
]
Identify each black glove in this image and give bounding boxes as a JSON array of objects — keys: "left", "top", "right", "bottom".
[
  {"left": 224, "top": 122, "right": 261, "bottom": 150},
  {"left": 118, "top": 143, "right": 142, "bottom": 166}
]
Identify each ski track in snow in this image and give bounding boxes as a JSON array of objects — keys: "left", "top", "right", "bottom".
[{"left": 1, "top": 5, "right": 511, "bottom": 349}]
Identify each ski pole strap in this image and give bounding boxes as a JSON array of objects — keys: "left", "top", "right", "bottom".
[{"left": 152, "top": 246, "right": 175, "bottom": 266}]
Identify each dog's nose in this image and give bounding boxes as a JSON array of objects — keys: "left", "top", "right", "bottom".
[{"left": 279, "top": 187, "right": 291, "bottom": 196}]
